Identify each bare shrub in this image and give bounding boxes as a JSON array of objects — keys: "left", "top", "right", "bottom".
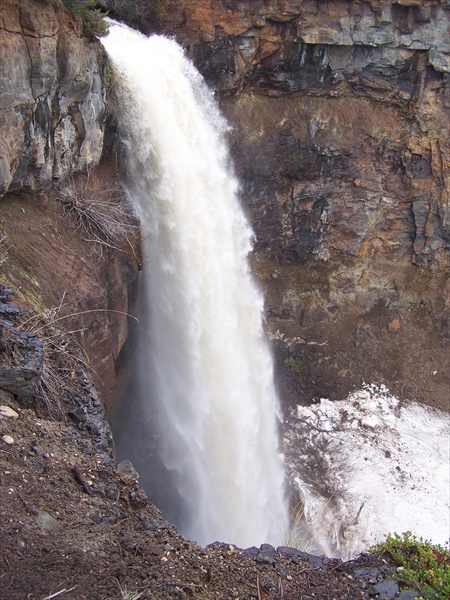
[
  {"left": 0, "top": 232, "right": 8, "bottom": 269},
  {"left": 57, "top": 175, "right": 138, "bottom": 259},
  {"left": 19, "top": 304, "right": 92, "bottom": 420},
  {"left": 18, "top": 302, "right": 138, "bottom": 419}
]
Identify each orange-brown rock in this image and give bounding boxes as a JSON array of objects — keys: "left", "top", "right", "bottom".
[
  {"left": 149, "top": 1, "right": 450, "bottom": 270},
  {"left": 145, "top": 0, "right": 449, "bottom": 408},
  {"left": 0, "top": 166, "right": 141, "bottom": 409}
]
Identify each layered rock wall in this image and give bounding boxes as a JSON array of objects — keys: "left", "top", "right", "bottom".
[
  {"left": 1, "top": 0, "right": 449, "bottom": 410},
  {"left": 152, "top": 0, "right": 450, "bottom": 407},
  {"left": 0, "top": 0, "right": 106, "bottom": 196},
  {"left": 158, "top": 0, "right": 449, "bottom": 268},
  {"left": 0, "top": 1, "right": 140, "bottom": 407}
]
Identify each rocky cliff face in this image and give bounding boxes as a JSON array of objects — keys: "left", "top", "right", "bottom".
[
  {"left": 0, "top": 0, "right": 140, "bottom": 406},
  {"left": 156, "top": 0, "right": 449, "bottom": 269},
  {"left": 0, "top": 0, "right": 106, "bottom": 196},
  {"left": 151, "top": 0, "right": 450, "bottom": 409},
  {"left": 0, "top": 4, "right": 448, "bottom": 589},
  {"left": 1, "top": 0, "right": 449, "bottom": 411}
]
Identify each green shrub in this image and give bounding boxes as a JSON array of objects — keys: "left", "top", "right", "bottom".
[
  {"left": 60, "top": 0, "right": 109, "bottom": 37},
  {"left": 103, "top": 0, "right": 170, "bottom": 23},
  {"left": 283, "top": 355, "right": 300, "bottom": 372},
  {"left": 371, "top": 532, "right": 450, "bottom": 599}
]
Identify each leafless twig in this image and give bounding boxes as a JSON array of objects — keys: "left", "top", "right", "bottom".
[
  {"left": 41, "top": 586, "right": 77, "bottom": 600},
  {"left": 57, "top": 176, "right": 138, "bottom": 259}
]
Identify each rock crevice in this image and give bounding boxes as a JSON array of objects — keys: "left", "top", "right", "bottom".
[{"left": 0, "top": 0, "right": 106, "bottom": 198}]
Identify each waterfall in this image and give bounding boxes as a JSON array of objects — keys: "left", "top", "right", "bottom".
[{"left": 102, "top": 22, "right": 288, "bottom": 548}]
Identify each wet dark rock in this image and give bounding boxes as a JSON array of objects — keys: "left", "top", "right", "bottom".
[
  {"left": 354, "top": 567, "right": 382, "bottom": 580},
  {"left": 257, "top": 543, "right": 276, "bottom": 565},
  {"left": 89, "top": 508, "right": 103, "bottom": 523},
  {"left": 0, "top": 286, "right": 14, "bottom": 304},
  {"left": 69, "top": 383, "right": 114, "bottom": 461},
  {"left": 68, "top": 406, "right": 88, "bottom": 424},
  {"left": 277, "top": 546, "right": 304, "bottom": 560},
  {"left": 0, "top": 304, "right": 20, "bottom": 317},
  {"left": 100, "top": 455, "right": 113, "bottom": 468},
  {"left": 141, "top": 516, "right": 174, "bottom": 532},
  {"left": 368, "top": 578, "right": 399, "bottom": 599},
  {"left": 278, "top": 546, "right": 331, "bottom": 571},
  {"left": 0, "top": 320, "right": 43, "bottom": 396},
  {"left": 105, "top": 483, "right": 119, "bottom": 500}
]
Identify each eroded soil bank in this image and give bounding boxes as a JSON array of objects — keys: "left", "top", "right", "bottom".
[{"left": 1, "top": 387, "right": 408, "bottom": 600}]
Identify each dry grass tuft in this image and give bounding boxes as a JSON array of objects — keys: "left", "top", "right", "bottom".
[
  {"left": 57, "top": 175, "right": 138, "bottom": 259},
  {"left": 0, "top": 232, "right": 8, "bottom": 269},
  {"left": 19, "top": 301, "right": 92, "bottom": 420},
  {"left": 116, "top": 580, "right": 144, "bottom": 600}
]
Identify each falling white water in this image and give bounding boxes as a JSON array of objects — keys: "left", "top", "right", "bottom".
[
  {"left": 284, "top": 384, "right": 450, "bottom": 559},
  {"left": 102, "top": 22, "right": 288, "bottom": 548}
]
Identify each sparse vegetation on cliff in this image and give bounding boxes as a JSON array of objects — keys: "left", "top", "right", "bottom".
[
  {"left": 18, "top": 304, "right": 90, "bottom": 419},
  {"left": 372, "top": 532, "right": 450, "bottom": 599},
  {"left": 283, "top": 355, "right": 300, "bottom": 373},
  {"left": 57, "top": 176, "right": 138, "bottom": 259},
  {"left": 60, "top": 0, "right": 108, "bottom": 37},
  {"left": 102, "top": 0, "right": 170, "bottom": 21}
]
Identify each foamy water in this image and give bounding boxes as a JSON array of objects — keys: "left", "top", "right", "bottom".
[{"left": 102, "top": 21, "right": 288, "bottom": 548}]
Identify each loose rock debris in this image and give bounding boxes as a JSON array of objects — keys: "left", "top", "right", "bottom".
[{"left": 0, "top": 402, "right": 413, "bottom": 599}]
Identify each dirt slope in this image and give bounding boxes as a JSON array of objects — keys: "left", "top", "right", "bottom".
[{"left": 1, "top": 394, "right": 404, "bottom": 600}]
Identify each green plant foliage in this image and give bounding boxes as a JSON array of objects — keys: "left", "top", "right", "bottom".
[
  {"left": 104, "top": 0, "right": 170, "bottom": 22},
  {"left": 151, "top": 0, "right": 170, "bottom": 16},
  {"left": 103, "top": 64, "right": 113, "bottom": 88},
  {"left": 60, "top": 0, "right": 108, "bottom": 37},
  {"left": 283, "top": 355, "right": 300, "bottom": 372},
  {"left": 371, "top": 532, "right": 450, "bottom": 599}
]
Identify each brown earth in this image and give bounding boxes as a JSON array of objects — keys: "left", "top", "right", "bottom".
[
  {"left": 0, "top": 390, "right": 405, "bottom": 600},
  {"left": 0, "top": 166, "right": 141, "bottom": 408}
]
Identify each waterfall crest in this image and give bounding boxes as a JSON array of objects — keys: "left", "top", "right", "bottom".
[{"left": 102, "top": 22, "right": 288, "bottom": 548}]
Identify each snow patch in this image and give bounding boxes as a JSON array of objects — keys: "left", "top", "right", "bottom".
[{"left": 284, "top": 384, "right": 449, "bottom": 559}]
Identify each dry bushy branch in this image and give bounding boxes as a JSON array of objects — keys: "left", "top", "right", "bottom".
[
  {"left": 0, "top": 233, "right": 8, "bottom": 269},
  {"left": 57, "top": 176, "right": 138, "bottom": 259},
  {"left": 18, "top": 304, "right": 138, "bottom": 419},
  {"left": 19, "top": 304, "right": 92, "bottom": 420}
]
